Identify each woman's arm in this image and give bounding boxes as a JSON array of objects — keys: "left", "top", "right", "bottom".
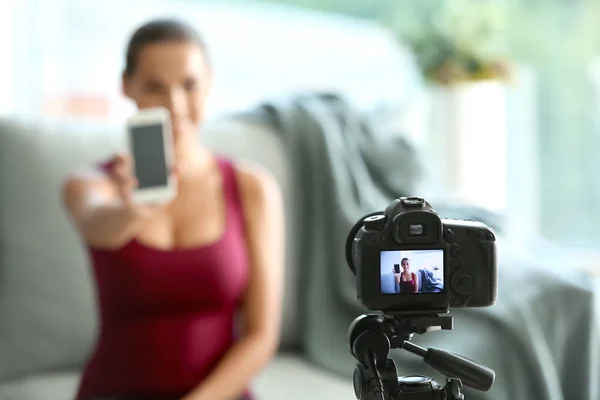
[
  {"left": 62, "top": 172, "right": 148, "bottom": 249},
  {"left": 62, "top": 154, "right": 165, "bottom": 249},
  {"left": 183, "top": 164, "right": 285, "bottom": 400},
  {"left": 413, "top": 272, "right": 419, "bottom": 293}
]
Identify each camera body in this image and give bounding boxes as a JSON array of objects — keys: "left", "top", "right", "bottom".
[{"left": 347, "top": 197, "right": 498, "bottom": 313}]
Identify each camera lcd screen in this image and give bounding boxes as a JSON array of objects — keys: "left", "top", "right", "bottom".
[
  {"left": 380, "top": 250, "right": 444, "bottom": 294},
  {"left": 130, "top": 124, "right": 169, "bottom": 189}
]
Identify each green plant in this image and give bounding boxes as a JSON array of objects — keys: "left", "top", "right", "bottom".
[{"left": 388, "top": 0, "right": 512, "bottom": 85}]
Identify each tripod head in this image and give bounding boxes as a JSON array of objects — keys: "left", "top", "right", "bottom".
[{"left": 348, "top": 313, "right": 495, "bottom": 400}]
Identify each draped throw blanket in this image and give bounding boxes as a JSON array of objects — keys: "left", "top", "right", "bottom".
[{"left": 236, "top": 93, "right": 599, "bottom": 400}]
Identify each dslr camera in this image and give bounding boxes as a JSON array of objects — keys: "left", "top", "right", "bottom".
[{"left": 346, "top": 196, "right": 498, "bottom": 313}]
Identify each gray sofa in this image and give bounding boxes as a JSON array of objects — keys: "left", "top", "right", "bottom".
[{"left": 0, "top": 116, "right": 355, "bottom": 399}]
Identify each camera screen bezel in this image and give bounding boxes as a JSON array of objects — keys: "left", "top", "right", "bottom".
[{"left": 358, "top": 243, "right": 449, "bottom": 313}]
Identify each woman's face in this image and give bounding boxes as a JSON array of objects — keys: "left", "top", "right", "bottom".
[
  {"left": 122, "top": 40, "right": 211, "bottom": 151},
  {"left": 401, "top": 259, "right": 410, "bottom": 272}
]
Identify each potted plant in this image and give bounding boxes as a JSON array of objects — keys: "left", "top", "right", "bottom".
[
  {"left": 392, "top": 0, "right": 513, "bottom": 211},
  {"left": 392, "top": 0, "right": 512, "bottom": 85}
]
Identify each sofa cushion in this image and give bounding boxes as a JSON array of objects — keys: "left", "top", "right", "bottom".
[
  {"left": 0, "top": 371, "right": 81, "bottom": 400},
  {"left": 0, "top": 119, "right": 113, "bottom": 381},
  {"left": 0, "top": 117, "right": 299, "bottom": 382}
]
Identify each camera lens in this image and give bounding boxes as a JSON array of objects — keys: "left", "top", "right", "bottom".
[{"left": 409, "top": 224, "right": 424, "bottom": 236}]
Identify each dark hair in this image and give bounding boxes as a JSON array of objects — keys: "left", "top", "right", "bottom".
[
  {"left": 124, "top": 18, "right": 210, "bottom": 76},
  {"left": 401, "top": 258, "right": 409, "bottom": 264}
]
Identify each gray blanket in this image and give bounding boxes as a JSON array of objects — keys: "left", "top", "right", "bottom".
[{"left": 236, "top": 93, "right": 599, "bottom": 400}]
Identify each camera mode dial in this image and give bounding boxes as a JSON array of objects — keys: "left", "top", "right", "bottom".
[{"left": 363, "top": 215, "right": 386, "bottom": 231}]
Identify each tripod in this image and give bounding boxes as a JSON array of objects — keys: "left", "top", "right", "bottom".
[{"left": 348, "top": 313, "right": 495, "bottom": 400}]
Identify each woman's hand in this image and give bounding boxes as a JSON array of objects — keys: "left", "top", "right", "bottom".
[
  {"left": 107, "top": 152, "right": 175, "bottom": 217},
  {"left": 62, "top": 152, "right": 178, "bottom": 249}
]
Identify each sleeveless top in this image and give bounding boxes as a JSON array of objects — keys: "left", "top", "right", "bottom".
[
  {"left": 75, "top": 157, "right": 250, "bottom": 400},
  {"left": 400, "top": 273, "right": 417, "bottom": 294}
]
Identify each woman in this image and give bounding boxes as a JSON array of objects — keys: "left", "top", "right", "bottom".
[
  {"left": 62, "top": 19, "right": 284, "bottom": 400},
  {"left": 394, "top": 257, "right": 418, "bottom": 293}
]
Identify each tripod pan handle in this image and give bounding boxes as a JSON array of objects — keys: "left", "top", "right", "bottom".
[{"left": 424, "top": 348, "right": 495, "bottom": 392}]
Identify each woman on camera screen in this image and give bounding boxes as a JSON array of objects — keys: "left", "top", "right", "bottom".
[{"left": 394, "top": 257, "right": 419, "bottom": 293}]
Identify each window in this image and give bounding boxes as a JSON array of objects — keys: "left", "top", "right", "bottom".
[
  {"left": 0, "top": 0, "right": 16, "bottom": 115},
  {"left": 7, "top": 0, "right": 600, "bottom": 253},
  {"left": 256, "top": 0, "right": 600, "bottom": 251}
]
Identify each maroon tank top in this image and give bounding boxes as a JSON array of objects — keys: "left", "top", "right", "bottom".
[
  {"left": 75, "top": 157, "right": 250, "bottom": 400},
  {"left": 400, "top": 273, "right": 417, "bottom": 294}
]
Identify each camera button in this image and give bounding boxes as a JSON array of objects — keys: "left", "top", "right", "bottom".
[
  {"left": 451, "top": 268, "right": 480, "bottom": 297},
  {"left": 444, "top": 229, "right": 456, "bottom": 243},
  {"left": 451, "top": 246, "right": 462, "bottom": 257},
  {"left": 477, "top": 230, "right": 485, "bottom": 239},
  {"left": 379, "top": 234, "right": 387, "bottom": 242}
]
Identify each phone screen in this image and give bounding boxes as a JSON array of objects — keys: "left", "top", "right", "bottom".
[
  {"left": 130, "top": 123, "right": 169, "bottom": 189},
  {"left": 394, "top": 264, "right": 400, "bottom": 274}
]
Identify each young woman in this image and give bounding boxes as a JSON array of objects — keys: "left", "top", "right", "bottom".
[
  {"left": 394, "top": 257, "right": 419, "bottom": 293},
  {"left": 62, "top": 19, "right": 284, "bottom": 400}
]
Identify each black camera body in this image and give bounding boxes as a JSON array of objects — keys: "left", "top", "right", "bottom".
[{"left": 346, "top": 196, "right": 498, "bottom": 313}]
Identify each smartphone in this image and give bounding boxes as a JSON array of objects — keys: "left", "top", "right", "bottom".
[
  {"left": 394, "top": 264, "right": 400, "bottom": 274},
  {"left": 126, "top": 107, "right": 177, "bottom": 204}
]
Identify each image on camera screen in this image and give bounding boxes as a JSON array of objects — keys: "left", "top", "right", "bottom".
[{"left": 380, "top": 250, "right": 444, "bottom": 294}]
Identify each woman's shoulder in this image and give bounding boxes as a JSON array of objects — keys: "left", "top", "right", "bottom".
[
  {"left": 224, "top": 157, "right": 282, "bottom": 219},
  {"left": 233, "top": 161, "right": 280, "bottom": 199},
  {"left": 61, "top": 158, "right": 113, "bottom": 200},
  {"left": 64, "top": 159, "right": 110, "bottom": 184},
  {"left": 65, "top": 156, "right": 114, "bottom": 180}
]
